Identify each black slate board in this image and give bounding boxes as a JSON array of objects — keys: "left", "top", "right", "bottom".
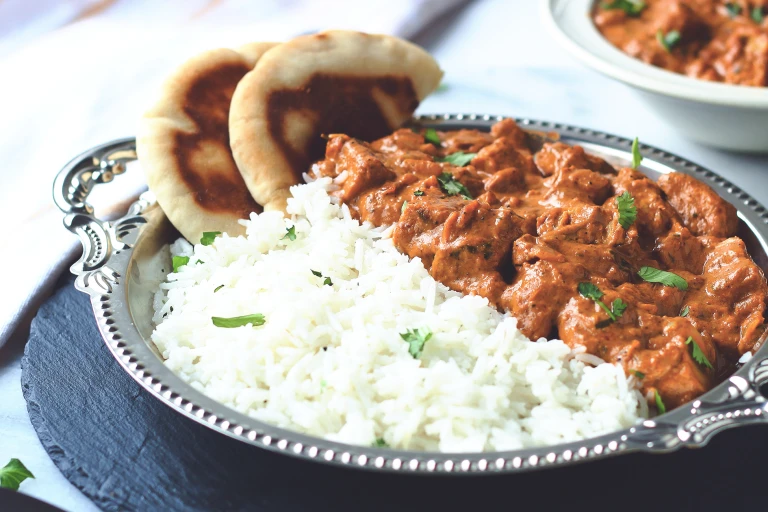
[{"left": 21, "top": 274, "right": 768, "bottom": 511}]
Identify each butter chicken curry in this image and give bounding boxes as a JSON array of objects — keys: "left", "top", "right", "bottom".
[
  {"left": 594, "top": 0, "right": 768, "bottom": 87},
  {"left": 310, "top": 119, "right": 768, "bottom": 411}
]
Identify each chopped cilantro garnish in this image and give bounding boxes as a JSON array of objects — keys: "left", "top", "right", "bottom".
[
  {"left": 601, "top": 0, "right": 646, "bottom": 16},
  {"left": 211, "top": 314, "right": 265, "bottom": 328},
  {"left": 657, "top": 29, "right": 681, "bottom": 52},
  {"left": 311, "top": 269, "right": 333, "bottom": 286},
  {"left": 616, "top": 191, "right": 637, "bottom": 229},
  {"left": 373, "top": 438, "right": 389, "bottom": 448},
  {"left": 725, "top": 2, "right": 742, "bottom": 17},
  {"left": 655, "top": 390, "right": 667, "bottom": 414},
  {"left": 753, "top": 6, "right": 765, "bottom": 23},
  {"left": 414, "top": 189, "right": 425, "bottom": 196},
  {"left": 437, "top": 151, "right": 477, "bottom": 167},
  {"left": 282, "top": 225, "right": 297, "bottom": 241},
  {"left": 424, "top": 128, "right": 441, "bottom": 146},
  {"left": 400, "top": 327, "right": 432, "bottom": 358},
  {"left": 686, "top": 336, "right": 714, "bottom": 369},
  {"left": 172, "top": 255, "right": 190, "bottom": 273},
  {"left": 200, "top": 231, "right": 221, "bottom": 246},
  {"left": 437, "top": 172, "right": 473, "bottom": 199},
  {"left": 680, "top": 305, "right": 690, "bottom": 317},
  {"left": 578, "top": 283, "right": 626, "bottom": 323},
  {"left": 214, "top": 285, "right": 224, "bottom": 293},
  {"left": 320, "top": 379, "right": 327, "bottom": 389},
  {"left": 631, "top": 137, "right": 643, "bottom": 169},
  {"left": 637, "top": 267, "right": 688, "bottom": 290},
  {"left": 401, "top": 200, "right": 408, "bottom": 214},
  {"left": 632, "top": 370, "right": 645, "bottom": 379},
  {"left": 0, "top": 459, "right": 34, "bottom": 491}
]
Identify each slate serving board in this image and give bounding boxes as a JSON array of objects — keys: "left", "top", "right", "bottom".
[{"left": 21, "top": 274, "right": 768, "bottom": 511}]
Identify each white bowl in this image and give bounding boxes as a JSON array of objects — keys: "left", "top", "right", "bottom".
[{"left": 543, "top": 0, "right": 768, "bottom": 153}]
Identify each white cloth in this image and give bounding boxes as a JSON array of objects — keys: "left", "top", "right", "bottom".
[{"left": 0, "top": 0, "right": 466, "bottom": 348}]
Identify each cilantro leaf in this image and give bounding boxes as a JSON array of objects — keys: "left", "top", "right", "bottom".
[
  {"left": 657, "top": 29, "right": 681, "bottom": 52},
  {"left": 753, "top": 6, "right": 765, "bottom": 23},
  {"left": 655, "top": 390, "right": 667, "bottom": 414},
  {"left": 680, "top": 305, "right": 690, "bottom": 317},
  {"left": 632, "top": 370, "right": 645, "bottom": 379},
  {"left": 601, "top": 0, "right": 646, "bottom": 16},
  {"left": 424, "top": 128, "right": 441, "bottom": 146},
  {"left": 172, "top": 255, "right": 190, "bottom": 273},
  {"left": 631, "top": 137, "right": 643, "bottom": 169},
  {"left": 414, "top": 190, "right": 425, "bottom": 196},
  {"left": 437, "top": 172, "right": 473, "bottom": 199},
  {"left": 214, "top": 285, "right": 224, "bottom": 293},
  {"left": 373, "top": 438, "right": 389, "bottom": 448},
  {"left": 311, "top": 269, "right": 333, "bottom": 286},
  {"left": 578, "top": 282, "right": 623, "bottom": 322},
  {"left": 200, "top": 231, "right": 221, "bottom": 246},
  {"left": 611, "top": 298, "right": 628, "bottom": 318},
  {"left": 578, "top": 282, "right": 604, "bottom": 301},
  {"left": 211, "top": 314, "right": 265, "bottom": 328},
  {"left": 686, "top": 336, "right": 714, "bottom": 369},
  {"left": 637, "top": 266, "right": 688, "bottom": 290},
  {"left": 401, "top": 200, "right": 408, "bottom": 214},
  {"left": 400, "top": 327, "right": 432, "bottom": 358},
  {"left": 616, "top": 191, "right": 637, "bottom": 229},
  {"left": 282, "top": 226, "right": 297, "bottom": 241},
  {"left": 437, "top": 151, "right": 477, "bottom": 167},
  {"left": 725, "top": 2, "right": 742, "bottom": 17},
  {"left": 0, "top": 459, "right": 34, "bottom": 491}
]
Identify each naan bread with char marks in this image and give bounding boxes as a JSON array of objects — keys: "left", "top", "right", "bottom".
[
  {"left": 138, "top": 42, "right": 277, "bottom": 242},
  {"left": 229, "top": 30, "right": 443, "bottom": 212}
]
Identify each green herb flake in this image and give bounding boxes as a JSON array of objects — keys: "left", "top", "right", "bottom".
[
  {"left": 680, "top": 305, "right": 690, "bottom": 317},
  {"left": 214, "top": 285, "right": 224, "bottom": 293},
  {"left": 632, "top": 370, "right": 645, "bottom": 379},
  {"left": 0, "top": 459, "right": 35, "bottom": 491},
  {"left": 601, "top": 0, "right": 646, "bottom": 16},
  {"left": 437, "top": 172, "right": 473, "bottom": 199},
  {"left": 631, "top": 137, "right": 643, "bottom": 169},
  {"left": 424, "top": 128, "right": 441, "bottom": 146},
  {"left": 657, "top": 29, "right": 681, "bottom": 52},
  {"left": 373, "top": 438, "right": 389, "bottom": 448},
  {"left": 320, "top": 379, "right": 327, "bottom": 389},
  {"left": 686, "top": 336, "right": 714, "bottom": 369},
  {"left": 616, "top": 191, "right": 637, "bottom": 229},
  {"left": 611, "top": 298, "right": 628, "bottom": 318},
  {"left": 413, "top": 190, "right": 425, "bottom": 197},
  {"left": 435, "top": 82, "right": 449, "bottom": 93},
  {"left": 211, "top": 314, "right": 265, "bottom": 328},
  {"left": 437, "top": 151, "right": 477, "bottom": 167},
  {"left": 753, "top": 6, "right": 765, "bottom": 23},
  {"left": 282, "top": 225, "right": 297, "bottom": 241},
  {"left": 401, "top": 200, "right": 408, "bottom": 214},
  {"left": 655, "top": 390, "right": 667, "bottom": 414},
  {"left": 200, "top": 231, "right": 221, "bottom": 246},
  {"left": 400, "top": 327, "right": 433, "bottom": 358},
  {"left": 311, "top": 269, "right": 333, "bottom": 286},
  {"left": 725, "top": 2, "right": 742, "bottom": 17},
  {"left": 578, "top": 283, "right": 626, "bottom": 323},
  {"left": 637, "top": 266, "right": 688, "bottom": 290},
  {"left": 172, "top": 255, "right": 190, "bottom": 273}
]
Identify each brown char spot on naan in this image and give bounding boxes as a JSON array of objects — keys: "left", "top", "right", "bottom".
[
  {"left": 266, "top": 73, "right": 419, "bottom": 182},
  {"left": 173, "top": 61, "right": 262, "bottom": 217}
]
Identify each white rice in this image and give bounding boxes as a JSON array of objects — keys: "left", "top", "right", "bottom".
[{"left": 151, "top": 178, "right": 646, "bottom": 452}]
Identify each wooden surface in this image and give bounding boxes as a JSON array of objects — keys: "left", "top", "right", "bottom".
[{"left": 18, "top": 274, "right": 768, "bottom": 511}]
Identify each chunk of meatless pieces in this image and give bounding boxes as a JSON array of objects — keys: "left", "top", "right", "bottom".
[
  {"left": 396, "top": 198, "right": 523, "bottom": 302},
  {"left": 558, "top": 299, "right": 714, "bottom": 408},
  {"left": 657, "top": 172, "right": 738, "bottom": 238},
  {"left": 309, "top": 120, "right": 768, "bottom": 410},
  {"left": 684, "top": 237, "right": 768, "bottom": 358}
]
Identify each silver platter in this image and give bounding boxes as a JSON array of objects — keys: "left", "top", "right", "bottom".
[{"left": 53, "top": 114, "right": 768, "bottom": 474}]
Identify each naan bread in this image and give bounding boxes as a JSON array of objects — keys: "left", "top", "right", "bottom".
[
  {"left": 229, "top": 30, "right": 443, "bottom": 212},
  {"left": 138, "top": 42, "right": 277, "bottom": 242}
]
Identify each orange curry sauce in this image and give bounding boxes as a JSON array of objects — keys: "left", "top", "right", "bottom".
[
  {"left": 594, "top": 0, "right": 768, "bottom": 86},
  {"left": 310, "top": 120, "right": 768, "bottom": 410}
]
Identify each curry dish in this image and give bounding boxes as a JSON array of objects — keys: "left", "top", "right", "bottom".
[
  {"left": 593, "top": 0, "right": 768, "bottom": 87},
  {"left": 311, "top": 119, "right": 768, "bottom": 410}
]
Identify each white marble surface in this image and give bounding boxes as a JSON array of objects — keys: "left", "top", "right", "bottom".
[{"left": 1, "top": 0, "right": 766, "bottom": 510}]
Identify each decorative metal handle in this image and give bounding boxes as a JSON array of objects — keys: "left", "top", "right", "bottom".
[
  {"left": 626, "top": 351, "right": 768, "bottom": 452},
  {"left": 53, "top": 138, "right": 148, "bottom": 295}
]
